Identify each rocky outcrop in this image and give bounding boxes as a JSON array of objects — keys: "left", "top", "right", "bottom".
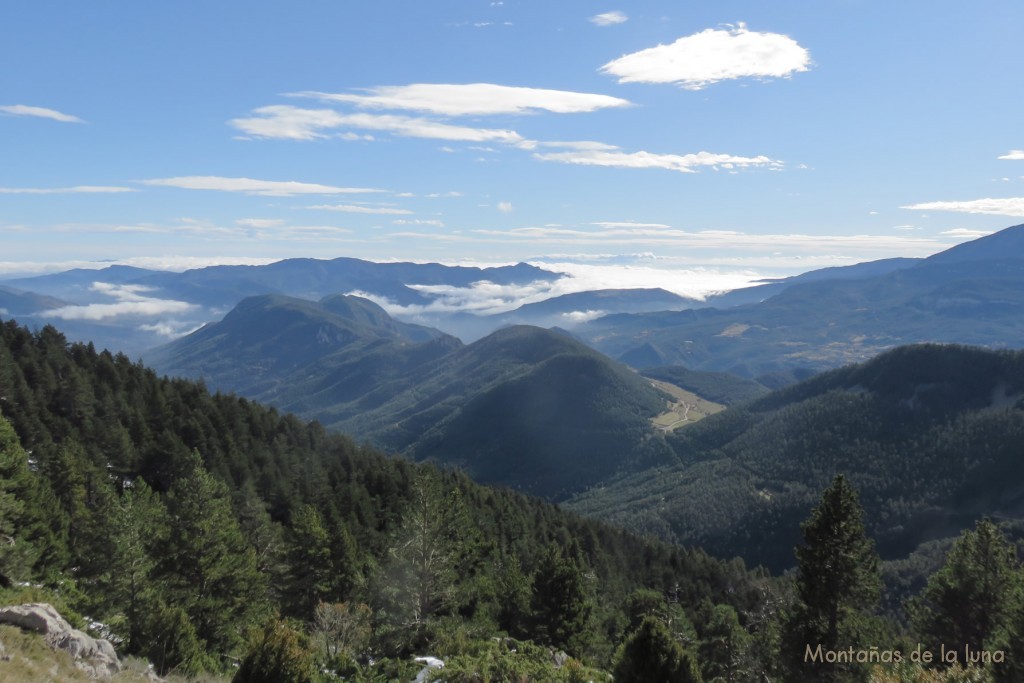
[{"left": 0, "top": 602, "right": 121, "bottom": 678}]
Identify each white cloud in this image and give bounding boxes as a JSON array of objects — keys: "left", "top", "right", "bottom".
[
  {"left": 291, "top": 83, "right": 632, "bottom": 116},
  {"left": 590, "top": 11, "right": 628, "bottom": 27},
  {"left": 308, "top": 204, "right": 413, "bottom": 215},
  {"left": 999, "top": 150, "right": 1024, "bottom": 160},
  {"left": 600, "top": 23, "right": 811, "bottom": 89},
  {"left": 940, "top": 228, "right": 995, "bottom": 237},
  {"left": 236, "top": 218, "right": 286, "bottom": 228},
  {"left": 140, "top": 176, "right": 384, "bottom": 196},
  {"left": 138, "top": 320, "right": 203, "bottom": 338},
  {"left": 593, "top": 221, "right": 672, "bottom": 229},
  {"left": 48, "top": 282, "right": 198, "bottom": 321},
  {"left": 0, "top": 186, "right": 135, "bottom": 194},
  {"left": 393, "top": 219, "right": 445, "bottom": 227},
  {"left": 497, "top": 201, "right": 513, "bottom": 213},
  {"left": 534, "top": 148, "right": 782, "bottom": 173},
  {"left": 562, "top": 310, "right": 607, "bottom": 323},
  {"left": 0, "top": 104, "right": 84, "bottom": 123},
  {"left": 231, "top": 105, "right": 526, "bottom": 144},
  {"left": 536, "top": 140, "right": 620, "bottom": 151},
  {"left": 901, "top": 197, "right": 1024, "bottom": 217}
]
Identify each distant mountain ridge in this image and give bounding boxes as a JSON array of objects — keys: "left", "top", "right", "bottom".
[{"left": 575, "top": 223, "right": 1024, "bottom": 376}]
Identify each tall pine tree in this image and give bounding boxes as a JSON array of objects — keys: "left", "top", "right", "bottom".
[{"left": 783, "top": 475, "right": 881, "bottom": 682}]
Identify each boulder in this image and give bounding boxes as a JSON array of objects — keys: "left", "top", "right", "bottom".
[{"left": 0, "top": 602, "right": 121, "bottom": 677}]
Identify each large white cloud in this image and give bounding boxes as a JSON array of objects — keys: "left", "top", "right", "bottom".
[
  {"left": 601, "top": 23, "right": 811, "bottom": 89},
  {"left": 231, "top": 105, "right": 525, "bottom": 144},
  {"left": 998, "top": 150, "right": 1024, "bottom": 160},
  {"left": 901, "top": 197, "right": 1024, "bottom": 217},
  {"left": 290, "top": 83, "right": 632, "bottom": 116},
  {"left": 140, "top": 176, "right": 384, "bottom": 196},
  {"left": 534, "top": 148, "right": 782, "bottom": 173},
  {"left": 0, "top": 104, "right": 83, "bottom": 123}
]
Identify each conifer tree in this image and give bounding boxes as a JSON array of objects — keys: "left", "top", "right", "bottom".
[
  {"left": 614, "top": 615, "right": 703, "bottom": 683},
  {"left": 783, "top": 474, "right": 880, "bottom": 682},
  {"left": 530, "top": 543, "right": 592, "bottom": 653},
  {"left": 162, "top": 450, "right": 267, "bottom": 657},
  {"left": 911, "top": 518, "right": 1018, "bottom": 651},
  {"left": 285, "top": 504, "right": 335, "bottom": 617}
]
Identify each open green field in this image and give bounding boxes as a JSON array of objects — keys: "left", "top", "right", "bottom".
[{"left": 648, "top": 379, "right": 726, "bottom": 431}]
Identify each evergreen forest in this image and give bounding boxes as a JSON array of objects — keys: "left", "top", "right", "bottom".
[{"left": 3, "top": 319, "right": 1024, "bottom": 682}]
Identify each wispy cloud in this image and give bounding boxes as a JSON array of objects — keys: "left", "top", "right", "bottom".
[
  {"left": 901, "top": 197, "right": 1024, "bottom": 217},
  {"left": 600, "top": 23, "right": 811, "bottom": 89},
  {"left": 497, "top": 201, "right": 513, "bottom": 213},
  {"left": 940, "top": 228, "right": 995, "bottom": 237},
  {"left": 307, "top": 203, "right": 413, "bottom": 215},
  {"left": 393, "top": 219, "right": 445, "bottom": 227},
  {"left": 534, "top": 148, "right": 782, "bottom": 173},
  {"left": 0, "top": 186, "right": 135, "bottom": 194},
  {"left": 236, "top": 218, "right": 286, "bottom": 228},
  {"left": 140, "top": 176, "right": 385, "bottom": 196},
  {"left": 999, "top": 150, "right": 1024, "bottom": 160},
  {"left": 291, "top": 83, "right": 632, "bottom": 116},
  {"left": 590, "top": 11, "right": 628, "bottom": 27},
  {"left": 231, "top": 105, "right": 526, "bottom": 144},
  {"left": 0, "top": 104, "right": 84, "bottom": 123}
]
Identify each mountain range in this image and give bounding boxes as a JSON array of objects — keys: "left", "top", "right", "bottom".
[
  {"left": 147, "top": 295, "right": 670, "bottom": 500},
  {"left": 575, "top": 224, "right": 1024, "bottom": 376}
]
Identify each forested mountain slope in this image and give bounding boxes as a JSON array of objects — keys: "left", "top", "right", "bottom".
[
  {"left": 151, "top": 296, "right": 671, "bottom": 499},
  {"left": 568, "top": 344, "right": 1024, "bottom": 572},
  {"left": 0, "top": 317, "right": 768, "bottom": 678}
]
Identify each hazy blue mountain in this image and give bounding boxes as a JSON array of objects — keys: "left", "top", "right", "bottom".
[
  {"left": 0, "top": 285, "right": 68, "bottom": 316},
  {"left": 150, "top": 290, "right": 672, "bottom": 499},
  {"left": 1, "top": 265, "right": 163, "bottom": 302},
  {"left": 706, "top": 257, "right": 920, "bottom": 308},
  {"left": 567, "top": 343, "right": 1024, "bottom": 572},
  {"left": 145, "top": 293, "right": 458, "bottom": 397},
  {"left": 575, "top": 223, "right": 1024, "bottom": 376}
]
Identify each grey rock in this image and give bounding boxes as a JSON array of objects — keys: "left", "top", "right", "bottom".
[{"left": 0, "top": 602, "right": 121, "bottom": 677}]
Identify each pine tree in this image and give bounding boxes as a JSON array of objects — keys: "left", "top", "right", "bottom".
[
  {"left": 285, "top": 504, "right": 335, "bottom": 617},
  {"left": 613, "top": 616, "right": 703, "bottom": 683},
  {"left": 783, "top": 475, "right": 881, "bottom": 682},
  {"left": 0, "top": 412, "right": 32, "bottom": 582},
  {"left": 911, "top": 518, "right": 1018, "bottom": 651},
  {"left": 530, "top": 543, "right": 592, "bottom": 654},
  {"left": 101, "top": 479, "right": 167, "bottom": 653},
  {"left": 161, "top": 450, "right": 268, "bottom": 657}
]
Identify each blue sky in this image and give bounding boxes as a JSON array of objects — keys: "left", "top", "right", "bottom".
[{"left": 2, "top": 0, "right": 1023, "bottom": 286}]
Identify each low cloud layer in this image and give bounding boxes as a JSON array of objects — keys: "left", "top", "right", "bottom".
[
  {"left": 47, "top": 282, "right": 198, "bottom": 321},
  {"left": 601, "top": 23, "right": 811, "bottom": 89}
]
